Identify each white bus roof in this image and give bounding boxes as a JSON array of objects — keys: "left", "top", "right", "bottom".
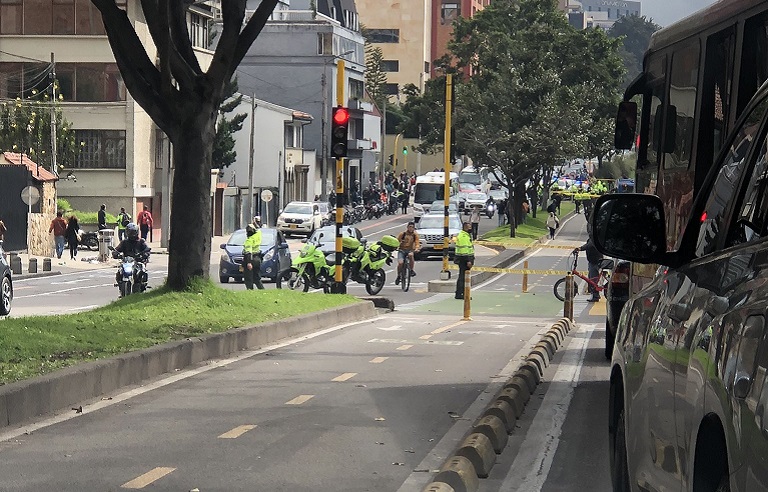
[{"left": 423, "top": 171, "right": 458, "bottom": 180}]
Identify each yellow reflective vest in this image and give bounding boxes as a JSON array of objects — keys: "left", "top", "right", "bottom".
[
  {"left": 455, "top": 230, "right": 474, "bottom": 258},
  {"left": 243, "top": 230, "right": 262, "bottom": 257}
]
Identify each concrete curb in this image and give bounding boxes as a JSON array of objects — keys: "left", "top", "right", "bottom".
[
  {"left": 421, "top": 317, "right": 575, "bottom": 492},
  {"left": 0, "top": 301, "right": 377, "bottom": 430},
  {"left": 15, "top": 271, "right": 62, "bottom": 280}
]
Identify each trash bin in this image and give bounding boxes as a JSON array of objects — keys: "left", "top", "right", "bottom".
[{"left": 98, "top": 229, "right": 115, "bottom": 262}]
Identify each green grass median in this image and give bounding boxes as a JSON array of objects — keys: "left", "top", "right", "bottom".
[
  {"left": 0, "top": 281, "right": 358, "bottom": 385},
  {"left": 480, "top": 202, "right": 575, "bottom": 247}
]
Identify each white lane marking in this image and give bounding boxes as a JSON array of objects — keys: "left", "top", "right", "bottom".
[
  {"left": 285, "top": 395, "right": 315, "bottom": 405},
  {"left": 370, "top": 357, "right": 389, "bottom": 363},
  {"left": 332, "top": 373, "right": 357, "bottom": 382},
  {"left": 397, "top": 328, "right": 548, "bottom": 491},
  {"left": 63, "top": 305, "right": 99, "bottom": 313},
  {"left": 14, "top": 282, "right": 117, "bottom": 299},
  {"left": 0, "top": 315, "right": 387, "bottom": 444},
  {"left": 218, "top": 425, "right": 257, "bottom": 439},
  {"left": 378, "top": 325, "right": 403, "bottom": 331},
  {"left": 499, "top": 323, "right": 595, "bottom": 491}
]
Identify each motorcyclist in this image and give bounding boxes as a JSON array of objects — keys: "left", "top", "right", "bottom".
[
  {"left": 243, "top": 223, "right": 264, "bottom": 290},
  {"left": 112, "top": 223, "right": 151, "bottom": 284}
]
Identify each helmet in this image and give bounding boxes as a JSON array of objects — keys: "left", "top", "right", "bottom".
[
  {"left": 253, "top": 215, "right": 261, "bottom": 225},
  {"left": 126, "top": 223, "right": 139, "bottom": 239},
  {"left": 246, "top": 224, "right": 258, "bottom": 236},
  {"left": 379, "top": 235, "right": 399, "bottom": 252}
]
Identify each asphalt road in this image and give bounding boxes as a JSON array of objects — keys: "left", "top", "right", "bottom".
[{"left": 0, "top": 209, "right": 616, "bottom": 491}]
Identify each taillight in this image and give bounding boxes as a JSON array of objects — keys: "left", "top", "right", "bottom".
[{"left": 611, "top": 263, "right": 630, "bottom": 286}]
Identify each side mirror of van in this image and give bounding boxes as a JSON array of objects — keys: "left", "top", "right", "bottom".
[{"left": 591, "top": 194, "right": 667, "bottom": 264}]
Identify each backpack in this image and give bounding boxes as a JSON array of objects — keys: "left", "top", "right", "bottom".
[{"left": 121, "top": 213, "right": 131, "bottom": 227}]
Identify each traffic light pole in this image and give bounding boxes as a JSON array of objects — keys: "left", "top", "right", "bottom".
[
  {"left": 331, "top": 60, "right": 347, "bottom": 294},
  {"left": 441, "top": 74, "right": 453, "bottom": 279}
]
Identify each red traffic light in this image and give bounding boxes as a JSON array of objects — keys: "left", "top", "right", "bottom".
[{"left": 333, "top": 107, "right": 350, "bottom": 125}]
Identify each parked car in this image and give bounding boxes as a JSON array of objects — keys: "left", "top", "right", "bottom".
[
  {"left": 0, "top": 243, "right": 12, "bottom": 315},
  {"left": 488, "top": 189, "right": 508, "bottom": 202},
  {"left": 415, "top": 213, "right": 462, "bottom": 258},
  {"left": 464, "top": 192, "right": 489, "bottom": 214},
  {"left": 276, "top": 201, "right": 323, "bottom": 237},
  {"left": 428, "top": 200, "right": 459, "bottom": 214},
  {"left": 306, "top": 225, "right": 363, "bottom": 255},
  {"left": 219, "top": 227, "right": 291, "bottom": 286},
  {"left": 594, "top": 86, "right": 768, "bottom": 492}
]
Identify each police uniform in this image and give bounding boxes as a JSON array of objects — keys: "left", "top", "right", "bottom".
[
  {"left": 243, "top": 226, "right": 264, "bottom": 290},
  {"left": 454, "top": 228, "right": 475, "bottom": 299}
]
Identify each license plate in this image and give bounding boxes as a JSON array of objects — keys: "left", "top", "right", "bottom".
[
  {"left": 434, "top": 244, "right": 444, "bottom": 250},
  {"left": 290, "top": 224, "right": 298, "bottom": 229}
]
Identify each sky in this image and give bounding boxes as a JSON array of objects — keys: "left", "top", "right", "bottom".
[{"left": 641, "top": 0, "right": 719, "bottom": 27}]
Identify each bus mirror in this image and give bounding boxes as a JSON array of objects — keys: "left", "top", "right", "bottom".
[
  {"left": 664, "top": 105, "right": 678, "bottom": 154},
  {"left": 615, "top": 101, "right": 637, "bottom": 150}
]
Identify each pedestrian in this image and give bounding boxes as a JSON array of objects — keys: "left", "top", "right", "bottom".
[
  {"left": 454, "top": 221, "right": 475, "bottom": 300},
  {"left": 552, "top": 192, "right": 562, "bottom": 215},
  {"left": 497, "top": 198, "right": 506, "bottom": 226},
  {"left": 521, "top": 199, "right": 530, "bottom": 224},
  {"left": 98, "top": 204, "right": 107, "bottom": 230},
  {"left": 574, "top": 235, "right": 603, "bottom": 302},
  {"left": 137, "top": 205, "right": 153, "bottom": 240},
  {"left": 0, "top": 215, "right": 6, "bottom": 244},
  {"left": 546, "top": 212, "right": 559, "bottom": 240},
  {"left": 469, "top": 206, "right": 481, "bottom": 240},
  {"left": 49, "top": 211, "right": 67, "bottom": 259},
  {"left": 242, "top": 224, "right": 264, "bottom": 290},
  {"left": 400, "top": 188, "right": 409, "bottom": 214},
  {"left": 117, "top": 207, "right": 130, "bottom": 241},
  {"left": 65, "top": 214, "right": 81, "bottom": 260}
]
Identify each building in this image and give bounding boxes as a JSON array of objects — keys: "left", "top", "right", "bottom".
[
  {"left": 238, "top": 0, "right": 379, "bottom": 200},
  {"left": 560, "top": 0, "right": 641, "bottom": 29},
  {"left": 431, "top": 0, "right": 490, "bottom": 79}
]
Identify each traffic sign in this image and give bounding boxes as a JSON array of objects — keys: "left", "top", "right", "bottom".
[{"left": 261, "top": 189, "right": 273, "bottom": 202}]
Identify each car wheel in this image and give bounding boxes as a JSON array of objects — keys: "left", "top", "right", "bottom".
[
  {"left": 274, "top": 272, "right": 282, "bottom": 289},
  {"left": 611, "top": 408, "right": 631, "bottom": 492},
  {"left": 605, "top": 319, "right": 615, "bottom": 360},
  {"left": 219, "top": 275, "right": 229, "bottom": 284},
  {"left": 0, "top": 275, "right": 11, "bottom": 316}
]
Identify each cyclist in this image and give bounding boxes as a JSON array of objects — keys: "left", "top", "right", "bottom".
[
  {"left": 395, "top": 221, "right": 420, "bottom": 285},
  {"left": 573, "top": 235, "right": 603, "bottom": 302}
]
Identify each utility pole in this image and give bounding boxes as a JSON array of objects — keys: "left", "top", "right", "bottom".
[
  {"left": 380, "top": 98, "right": 386, "bottom": 187},
  {"left": 320, "top": 67, "right": 328, "bottom": 200},
  {"left": 50, "top": 52, "right": 58, "bottom": 176},
  {"left": 248, "top": 95, "right": 257, "bottom": 221}
]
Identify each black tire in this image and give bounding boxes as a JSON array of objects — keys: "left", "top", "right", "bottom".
[
  {"left": 119, "top": 282, "right": 131, "bottom": 298},
  {"left": 219, "top": 275, "right": 229, "bottom": 284},
  {"left": 301, "top": 274, "right": 311, "bottom": 293},
  {"left": 0, "top": 275, "right": 12, "bottom": 316},
  {"left": 554, "top": 277, "right": 567, "bottom": 302},
  {"left": 605, "top": 319, "right": 615, "bottom": 360},
  {"left": 273, "top": 272, "right": 282, "bottom": 289},
  {"left": 132, "top": 282, "right": 143, "bottom": 294},
  {"left": 402, "top": 263, "right": 411, "bottom": 292},
  {"left": 366, "top": 269, "right": 386, "bottom": 295},
  {"left": 84, "top": 236, "right": 98, "bottom": 250},
  {"left": 611, "top": 409, "right": 631, "bottom": 492}
]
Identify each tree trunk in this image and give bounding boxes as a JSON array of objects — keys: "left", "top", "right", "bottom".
[
  {"left": 167, "top": 117, "right": 216, "bottom": 290},
  {"left": 508, "top": 184, "right": 516, "bottom": 238}
]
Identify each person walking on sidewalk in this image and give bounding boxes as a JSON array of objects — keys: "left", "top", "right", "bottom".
[
  {"left": 454, "top": 221, "right": 475, "bottom": 300},
  {"left": 137, "top": 205, "right": 153, "bottom": 240},
  {"left": 49, "top": 211, "right": 67, "bottom": 259},
  {"left": 242, "top": 224, "right": 264, "bottom": 290},
  {"left": 546, "top": 212, "right": 559, "bottom": 240},
  {"left": 98, "top": 204, "right": 107, "bottom": 230},
  {"left": 65, "top": 214, "right": 81, "bottom": 261}
]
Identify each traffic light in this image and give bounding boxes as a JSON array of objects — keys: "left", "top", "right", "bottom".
[
  {"left": 402, "top": 146, "right": 408, "bottom": 155},
  {"left": 331, "top": 106, "right": 350, "bottom": 158}
]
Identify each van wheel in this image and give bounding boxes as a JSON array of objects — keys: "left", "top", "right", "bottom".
[
  {"left": 611, "top": 409, "right": 631, "bottom": 492},
  {"left": 0, "top": 276, "right": 11, "bottom": 315},
  {"left": 219, "top": 275, "right": 229, "bottom": 284}
]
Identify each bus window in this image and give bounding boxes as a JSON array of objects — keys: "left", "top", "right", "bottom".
[
  {"left": 638, "top": 56, "right": 666, "bottom": 194},
  {"left": 666, "top": 42, "right": 700, "bottom": 170},
  {"left": 737, "top": 15, "right": 768, "bottom": 116}
]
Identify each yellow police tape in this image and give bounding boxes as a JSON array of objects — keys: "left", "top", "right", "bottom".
[
  {"left": 474, "top": 241, "right": 585, "bottom": 250},
  {"left": 447, "top": 265, "right": 587, "bottom": 275}
]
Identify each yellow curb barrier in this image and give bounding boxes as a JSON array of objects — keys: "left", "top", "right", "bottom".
[
  {"left": 447, "top": 265, "right": 586, "bottom": 275},
  {"left": 456, "top": 433, "right": 496, "bottom": 478}
]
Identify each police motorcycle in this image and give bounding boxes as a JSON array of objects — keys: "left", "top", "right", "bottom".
[
  {"left": 109, "top": 245, "right": 149, "bottom": 297},
  {"left": 341, "top": 235, "right": 398, "bottom": 295},
  {"left": 485, "top": 198, "right": 496, "bottom": 219},
  {"left": 288, "top": 237, "right": 333, "bottom": 293}
]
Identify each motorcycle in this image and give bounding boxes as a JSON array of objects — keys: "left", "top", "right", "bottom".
[
  {"left": 109, "top": 246, "right": 149, "bottom": 297},
  {"left": 486, "top": 202, "right": 496, "bottom": 219},
  {"left": 341, "top": 235, "right": 398, "bottom": 295},
  {"left": 79, "top": 231, "right": 99, "bottom": 251},
  {"left": 288, "top": 240, "right": 333, "bottom": 293}
]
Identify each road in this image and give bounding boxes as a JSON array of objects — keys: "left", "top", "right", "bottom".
[{"left": 0, "top": 210, "right": 615, "bottom": 491}]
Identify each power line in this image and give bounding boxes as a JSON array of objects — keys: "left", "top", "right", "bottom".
[{"left": 0, "top": 50, "right": 51, "bottom": 64}]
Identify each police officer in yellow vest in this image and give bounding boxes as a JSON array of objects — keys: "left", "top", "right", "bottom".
[
  {"left": 454, "top": 221, "right": 475, "bottom": 300},
  {"left": 242, "top": 224, "right": 264, "bottom": 290}
]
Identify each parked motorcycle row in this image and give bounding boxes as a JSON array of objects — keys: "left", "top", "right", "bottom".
[{"left": 288, "top": 233, "right": 399, "bottom": 295}]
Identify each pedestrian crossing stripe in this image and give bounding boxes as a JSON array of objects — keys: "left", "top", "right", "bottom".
[{"left": 447, "top": 265, "right": 587, "bottom": 276}]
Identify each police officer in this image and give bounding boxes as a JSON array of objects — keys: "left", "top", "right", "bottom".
[
  {"left": 454, "top": 221, "right": 475, "bottom": 300},
  {"left": 242, "top": 224, "right": 264, "bottom": 290}
]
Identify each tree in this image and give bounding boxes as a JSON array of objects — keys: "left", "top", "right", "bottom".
[
  {"left": 212, "top": 77, "right": 247, "bottom": 169},
  {"left": 90, "top": 0, "right": 279, "bottom": 290},
  {"left": 363, "top": 38, "right": 388, "bottom": 109},
  {"left": 0, "top": 90, "right": 78, "bottom": 172},
  {"left": 609, "top": 15, "right": 661, "bottom": 83}
]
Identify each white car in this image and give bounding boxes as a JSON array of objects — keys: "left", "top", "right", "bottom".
[
  {"left": 276, "top": 201, "right": 323, "bottom": 237},
  {"left": 464, "top": 192, "right": 489, "bottom": 212},
  {"left": 415, "top": 213, "right": 462, "bottom": 258}
]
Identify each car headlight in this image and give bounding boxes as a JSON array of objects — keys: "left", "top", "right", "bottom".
[
  {"left": 220, "top": 253, "right": 230, "bottom": 262},
  {"left": 263, "top": 249, "right": 274, "bottom": 261}
]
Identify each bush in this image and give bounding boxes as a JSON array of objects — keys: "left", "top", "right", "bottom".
[{"left": 56, "top": 198, "right": 72, "bottom": 213}]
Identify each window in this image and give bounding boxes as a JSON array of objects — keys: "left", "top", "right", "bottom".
[
  {"left": 665, "top": 43, "right": 700, "bottom": 169},
  {"left": 284, "top": 123, "right": 303, "bottom": 148},
  {"left": 382, "top": 83, "right": 399, "bottom": 95},
  {"left": 0, "top": 0, "right": 124, "bottom": 35},
  {"left": 349, "top": 79, "right": 364, "bottom": 100},
  {"left": 381, "top": 60, "right": 399, "bottom": 72},
  {"left": 637, "top": 55, "right": 666, "bottom": 194},
  {"left": 738, "top": 15, "right": 768, "bottom": 116},
  {"left": 53, "top": 0, "right": 74, "bottom": 34},
  {"left": 74, "top": 130, "right": 126, "bottom": 169},
  {"left": 0, "top": 0, "right": 22, "bottom": 34},
  {"left": 367, "top": 29, "right": 399, "bottom": 43},
  {"left": 188, "top": 12, "right": 209, "bottom": 49},
  {"left": 441, "top": 3, "right": 459, "bottom": 23},
  {"left": 24, "top": 0, "right": 52, "bottom": 34},
  {"left": 45, "top": 63, "right": 125, "bottom": 102},
  {"left": 75, "top": 0, "right": 105, "bottom": 34},
  {"left": 696, "top": 96, "right": 768, "bottom": 256}
]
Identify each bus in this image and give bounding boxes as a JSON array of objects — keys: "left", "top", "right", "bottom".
[
  {"left": 615, "top": 0, "right": 768, "bottom": 289},
  {"left": 410, "top": 172, "right": 458, "bottom": 217}
]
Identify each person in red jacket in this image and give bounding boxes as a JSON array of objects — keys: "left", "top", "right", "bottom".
[{"left": 136, "top": 205, "right": 153, "bottom": 240}]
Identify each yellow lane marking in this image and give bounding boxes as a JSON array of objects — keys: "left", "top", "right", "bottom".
[
  {"left": 218, "top": 425, "right": 257, "bottom": 439},
  {"left": 419, "top": 335, "right": 433, "bottom": 340},
  {"left": 396, "top": 345, "right": 413, "bottom": 351},
  {"left": 332, "top": 372, "right": 357, "bottom": 382},
  {"left": 431, "top": 320, "right": 467, "bottom": 335},
  {"left": 589, "top": 300, "right": 607, "bottom": 316},
  {"left": 285, "top": 395, "right": 315, "bottom": 405},
  {"left": 370, "top": 357, "right": 389, "bottom": 363},
  {"left": 121, "top": 467, "right": 176, "bottom": 489},
  {"left": 446, "top": 265, "right": 586, "bottom": 275}
]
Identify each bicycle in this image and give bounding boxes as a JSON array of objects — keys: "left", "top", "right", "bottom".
[
  {"left": 398, "top": 250, "right": 417, "bottom": 292},
  {"left": 553, "top": 251, "right": 612, "bottom": 302}
]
